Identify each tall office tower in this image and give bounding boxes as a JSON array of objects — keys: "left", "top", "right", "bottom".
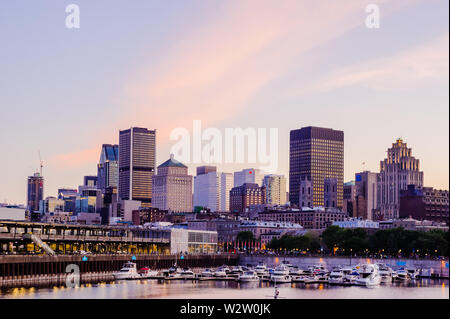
[
  {"left": 118, "top": 127, "right": 156, "bottom": 208},
  {"left": 298, "top": 176, "right": 313, "bottom": 208},
  {"left": 262, "top": 174, "right": 287, "bottom": 206},
  {"left": 194, "top": 166, "right": 219, "bottom": 211},
  {"left": 234, "top": 168, "right": 264, "bottom": 187},
  {"left": 289, "top": 126, "right": 344, "bottom": 208},
  {"left": 152, "top": 155, "right": 192, "bottom": 212},
  {"left": 343, "top": 181, "right": 356, "bottom": 217},
  {"left": 354, "top": 171, "right": 378, "bottom": 220},
  {"left": 27, "top": 173, "right": 44, "bottom": 212},
  {"left": 97, "top": 144, "right": 119, "bottom": 192},
  {"left": 219, "top": 172, "right": 234, "bottom": 211},
  {"left": 376, "top": 138, "right": 424, "bottom": 220},
  {"left": 324, "top": 178, "right": 338, "bottom": 208}
]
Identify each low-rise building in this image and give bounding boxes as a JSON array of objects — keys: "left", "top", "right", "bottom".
[
  {"left": 239, "top": 220, "right": 303, "bottom": 240},
  {"left": 257, "top": 207, "right": 347, "bottom": 230},
  {"left": 332, "top": 218, "right": 379, "bottom": 229}
]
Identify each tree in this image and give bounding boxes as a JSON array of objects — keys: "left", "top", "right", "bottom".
[{"left": 236, "top": 231, "right": 254, "bottom": 242}]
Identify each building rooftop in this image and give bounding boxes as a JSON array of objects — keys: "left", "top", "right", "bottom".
[{"left": 158, "top": 154, "right": 188, "bottom": 168}]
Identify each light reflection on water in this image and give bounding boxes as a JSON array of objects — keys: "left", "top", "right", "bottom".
[{"left": 0, "top": 278, "right": 448, "bottom": 299}]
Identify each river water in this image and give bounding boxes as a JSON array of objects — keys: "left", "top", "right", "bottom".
[{"left": 0, "top": 278, "right": 448, "bottom": 299}]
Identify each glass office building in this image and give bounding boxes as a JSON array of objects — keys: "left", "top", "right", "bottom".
[
  {"left": 289, "top": 126, "right": 344, "bottom": 208},
  {"left": 118, "top": 127, "right": 156, "bottom": 207}
]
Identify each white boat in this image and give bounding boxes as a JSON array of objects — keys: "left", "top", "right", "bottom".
[
  {"left": 162, "top": 264, "right": 183, "bottom": 278},
  {"left": 395, "top": 268, "right": 410, "bottom": 281},
  {"left": 201, "top": 268, "right": 215, "bottom": 277},
  {"left": 180, "top": 268, "right": 195, "bottom": 278},
  {"left": 254, "top": 264, "right": 268, "bottom": 275},
  {"left": 229, "top": 266, "right": 245, "bottom": 276},
  {"left": 313, "top": 264, "right": 327, "bottom": 275},
  {"left": 303, "top": 275, "right": 320, "bottom": 284},
  {"left": 214, "top": 266, "right": 229, "bottom": 277},
  {"left": 137, "top": 267, "right": 159, "bottom": 278},
  {"left": 113, "top": 262, "right": 140, "bottom": 280},
  {"left": 406, "top": 268, "right": 419, "bottom": 280},
  {"left": 289, "top": 266, "right": 304, "bottom": 276},
  {"left": 377, "top": 264, "right": 394, "bottom": 283},
  {"left": 328, "top": 268, "right": 345, "bottom": 284},
  {"left": 355, "top": 264, "right": 381, "bottom": 287},
  {"left": 270, "top": 265, "right": 292, "bottom": 283},
  {"left": 238, "top": 270, "right": 260, "bottom": 282}
]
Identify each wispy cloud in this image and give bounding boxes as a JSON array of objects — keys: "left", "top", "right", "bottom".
[{"left": 309, "top": 33, "right": 449, "bottom": 92}]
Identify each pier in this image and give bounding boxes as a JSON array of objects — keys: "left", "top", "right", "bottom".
[{"left": 0, "top": 253, "right": 238, "bottom": 288}]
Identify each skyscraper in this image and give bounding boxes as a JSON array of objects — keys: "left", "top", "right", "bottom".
[
  {"left": 219, "top": 172, "right": 234, "bottom": 211},
  {"left": 193, "top": 166, "right": 219, "bottom": 211},
  {"left": 119, "top": 127, "right": 156, "bottom": 207},
  {"left": 262, "top": 174, "right": 287, "bottom": 206},
  {"left": 376, "top": 138, "right": 424, "bottom": 220},
  {"left": 354, "top": 171, "right": 378, "bottom": 220},
  {"left": 152, "top": 154, "right": 192, "bottom": 212},
  {"left": 97, "top": 144, "right": 119, "bottom": 192},
  {"left": 27, "top": 173, "right": 44, "bottom": 212},
  {"left": 289, "top": 126, "right": 344, "bottom": 208}
]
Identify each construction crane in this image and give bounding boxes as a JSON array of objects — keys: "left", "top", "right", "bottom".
[{"left": 38, "top": 151, "right": 43, "bottom": 176}]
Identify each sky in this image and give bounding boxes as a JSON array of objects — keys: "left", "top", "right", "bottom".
[{"left": 0, "top": 0, "right": 448, "bottom": 204}]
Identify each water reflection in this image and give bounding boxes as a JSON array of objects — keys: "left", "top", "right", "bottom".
[{"left": 0, "top": 278, "right": 448, "bottom": 299}]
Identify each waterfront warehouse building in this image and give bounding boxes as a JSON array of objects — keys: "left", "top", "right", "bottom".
[
  {"left": 376, "top": 138, "right": 424, "bottom": 220},
  {"left": 399, "top": 185, "right": 449, "bottom": 225},
  {"left": 97, "top": 144, "right": 119, "bottom": 192},
  {"left": 289, "top": 126, "right": 344, "bottom": 209},
  {"left": 118, "top": 127, "right": 156, "bottom": 208},
  {"left": 257, "top": 207, "right": 347, "bottom": 230},
  {"left": 152, "top": 155, "right": 193, "bottom": 213},
  {"left": 27, "top": 173, "right": 44, "bottom": 213},
  {"left": 263, "top": 174, "right": 287, "bottom": 206}
]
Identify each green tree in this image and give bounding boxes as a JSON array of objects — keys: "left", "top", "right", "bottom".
[{"left": 236, "top": 231, "right": 254, "bottom": 242}]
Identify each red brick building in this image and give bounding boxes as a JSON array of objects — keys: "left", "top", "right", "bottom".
[{"left": 229, "top": 183, "right": 266, "bottom": 214}]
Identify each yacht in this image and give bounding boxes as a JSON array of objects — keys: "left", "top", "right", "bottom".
[
  {"left": 201, "top": 268, "right": 215, "bottom": 277},
  {"left": 328, "top": 268, "right": 345, "bottom": 285},
  {"left": 289, "top": 266, "right": 304, "bottom": 276},
  {"left": 137, "top": 267, "right": 159, "bottom": 278},
  {"left": 377, "top": 264, "right": 394, "bottom": 283},
  {"left": 180, "top": 268, "right": 195, "bottom": 278},
  {"left": 313, "top": 264, "right": 327, "bottom": 275},
  {"left": 113, "top": 262, "right": 140, "bottom": 280},
  {"left": 238, "top": 270, "right": 260, "bottom": 282},
  {"left": 406, "top": 268, "right": 419, "bottom": 280},
  {"left": 355, "top": 264, "right": 381, "bottom": 287},
  {"left": 229, "top": 266, "right": 245, "bottom": 276},
  {"left": 270, "top": 265, "right": 292, "bottom": 283},
  {"left": 395, "top": 268, "right": 410, "bottom": 281},
  {"left": 214, "top": 266, "right": 229, "bottom": 277},
  {"left": 254, "top": 263, "right": 268, "bottom": 275}
]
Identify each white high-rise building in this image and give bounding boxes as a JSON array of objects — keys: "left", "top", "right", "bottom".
[
  {"left": 263, "top": 174, "right": 287, "bottom": 206},
  {"left": 193, "top": 167, "right": 234, "bottom": 212},
  {"left": 234, "top": 168, "right": 264, "bottom": 188},
  {"left": 219, "top": 172, "right": 234, "bottom": 211},
  {"left": 193, "top": 170, "right": 219, "bottom": 211}
]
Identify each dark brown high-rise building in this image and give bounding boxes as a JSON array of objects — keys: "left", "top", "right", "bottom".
[
  {"left": 27, "top": 173, "right": 44, "bottom": 212},
  {"left": 289, "top": 126, "right": 344, "bottom": 208},
  {"left": 118, "top": 127, "right": 156, "bottom": 207},
  {"left": 229, "top": 183, "right": 266, "bottom": 213}
]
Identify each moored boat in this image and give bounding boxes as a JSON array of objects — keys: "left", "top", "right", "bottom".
[{"left": 113, "top": 262, "right": 140, "bottom": 280}]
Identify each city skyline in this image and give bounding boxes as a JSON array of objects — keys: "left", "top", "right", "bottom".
[{"left": 0, "top": 0, "right": 449, "bottom": 204}]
